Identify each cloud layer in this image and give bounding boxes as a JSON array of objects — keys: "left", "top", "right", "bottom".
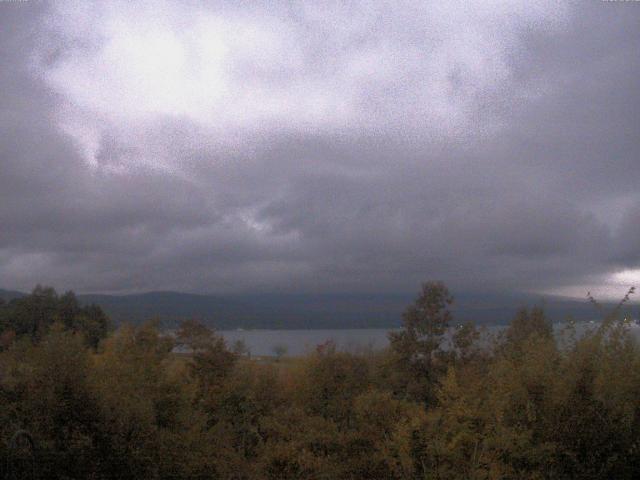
[{"left": 1, "top": 0, "right": 639, "bottom": 297}]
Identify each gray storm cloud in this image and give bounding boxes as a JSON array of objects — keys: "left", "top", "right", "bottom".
[{"left": 0, "top": 0, "right": 639, "bottom": 297}]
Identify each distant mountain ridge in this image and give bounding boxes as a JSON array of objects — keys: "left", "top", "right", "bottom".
[
  {"left": 2, "top": 287, "right": 636, "bottom": 329},
  {"left": 0, "top": 288, "right": 25, "bottom": 302}
]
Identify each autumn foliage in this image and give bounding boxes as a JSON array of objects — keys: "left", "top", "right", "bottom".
[{"left": 1, "top": 283, "right": 639, "bottom": 479}]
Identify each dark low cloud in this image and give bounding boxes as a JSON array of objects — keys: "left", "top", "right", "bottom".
[{"left": 0, "top": 1, "right": 639, "bottom": 297}]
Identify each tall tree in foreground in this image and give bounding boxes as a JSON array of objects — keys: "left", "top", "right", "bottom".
[{"left": 388, "top": 281, "right": 453, "bottom": 403}]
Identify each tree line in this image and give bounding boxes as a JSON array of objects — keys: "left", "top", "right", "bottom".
[{"left": 0, "top": 282, "right": 639, "bottom": 479}]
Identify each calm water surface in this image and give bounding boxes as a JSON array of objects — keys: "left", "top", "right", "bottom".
[
  {"left": 219, "top": 328, "right": 392, "bottom": 356},
  {"left": 219, "top": 322, "right": 640, "bottom": 357}
]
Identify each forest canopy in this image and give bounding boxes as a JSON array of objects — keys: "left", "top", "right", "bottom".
[{"left": 0, "top": 282, "right": 639, "bottom": 479}]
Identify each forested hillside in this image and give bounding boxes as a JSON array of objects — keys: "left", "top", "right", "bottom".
[
  {"left": 0, "top": 283, "right": 639, "bottom": 479},
  {"left": 0, "top": 287, "right": 625, "bottom": 329}
]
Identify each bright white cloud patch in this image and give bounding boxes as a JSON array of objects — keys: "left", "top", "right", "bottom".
[
  {"left": 34, "top": 0, "right": 568, "bottom": 170},
  {"left": 612, "top": 269, "right": 640, "bottom": 288}
]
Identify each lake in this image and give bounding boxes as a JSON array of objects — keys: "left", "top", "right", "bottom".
[
  {"left": 219, "top": 321, "right": 640, "bottom": 357},
  {"left": 219, "top": 328, "right": 393, "bottom": 356}
]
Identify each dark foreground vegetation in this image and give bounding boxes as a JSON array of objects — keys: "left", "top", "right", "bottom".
[{"left": 1, "top": 283, "right": 639, "bottom": 479}]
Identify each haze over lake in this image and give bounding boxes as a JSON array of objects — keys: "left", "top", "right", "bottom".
[
  {"left": 219, "top": 322, "right": 640, "bottom": 357},
  {"left": 220, "top": 328, "right": 392, "bottom": 357}
]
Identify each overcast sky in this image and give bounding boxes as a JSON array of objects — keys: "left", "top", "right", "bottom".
[{"left": 0, "top": 0, "right": 639, "bottom": 298}]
